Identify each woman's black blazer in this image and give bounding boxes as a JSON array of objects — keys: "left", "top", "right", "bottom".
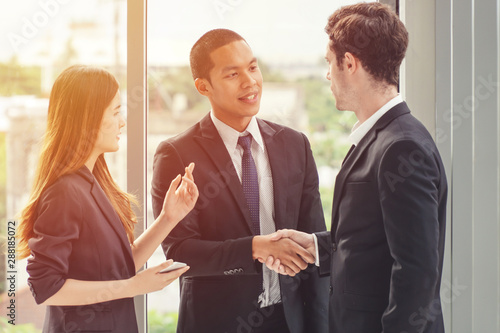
[{"left": 27, "top": 166, "right": 138, "bottom": 333}]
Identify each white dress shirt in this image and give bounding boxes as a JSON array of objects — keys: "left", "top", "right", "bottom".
[
  {"left": 210, "top": 111, "right": 281, "bottom": 307},
  {"left": 313, "top": 94, "right": 404, "bottom": 265}
]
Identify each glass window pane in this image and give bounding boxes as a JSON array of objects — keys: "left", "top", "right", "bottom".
[
  {"left": 146, "top": 1, "right": 362, "bottom": 331},
  {"left": 0, "top": 1, "right": 127, "bottom": 330}
]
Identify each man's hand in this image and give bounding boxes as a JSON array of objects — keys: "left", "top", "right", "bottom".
[
  {"left": 252, "top": 234, "right": 315, "bottom": 277},
  {"left": 260, "top": 229, "right": 316, "bottom": 276}
]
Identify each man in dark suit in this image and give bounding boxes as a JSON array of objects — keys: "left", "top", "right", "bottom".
[
  {"left": 151, "top": 29, "right": 328, "bottom": 333},
  {"left": 266, "top": 3, "right": 448, "bottom": 333}
]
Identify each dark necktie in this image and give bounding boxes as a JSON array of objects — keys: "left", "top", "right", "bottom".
[{"left": 238, "top": 135, "right": 260, "bottom": 235}]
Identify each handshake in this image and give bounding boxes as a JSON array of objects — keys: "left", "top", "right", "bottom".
[{"left": 252, "top": 229, "right": 316, "bottom": 276}]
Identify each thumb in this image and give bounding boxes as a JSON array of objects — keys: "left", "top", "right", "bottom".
[
  {"left": 269, "top": 229, "right": 289, "bottom": 241},
  {"left": 154, "top": 259, "right": 174, "bottom": 273}
]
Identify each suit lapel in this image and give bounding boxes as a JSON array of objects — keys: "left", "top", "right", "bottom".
[
  {"left": 77, "top": 168, "right": 135, "bottom": 268},
  {"left": 258, "top": 119, "right": 287, "bottom": 231},
  {"left": 194, "top": 114, "right": 255, "bottom": 234},
  {"left": 330, "top": 102, "right": 411, "bottom": 237}
]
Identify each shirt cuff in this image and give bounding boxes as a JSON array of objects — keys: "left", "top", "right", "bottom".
[{"left": 312, "top": 233, "right": 320, "bottom": 267}]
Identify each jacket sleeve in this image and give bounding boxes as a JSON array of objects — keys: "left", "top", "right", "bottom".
[
  {"left": 152, "top": 141, "right": 258, "bottom": 276},
  {"left": 296, "top": 133, "right": 329, "bottom": 332},
  {"left": 377, "top": 139, "right": 443, "bottom": 332},
  {"left": 26, "top": 181, "right": 82, "bottom": 304}
]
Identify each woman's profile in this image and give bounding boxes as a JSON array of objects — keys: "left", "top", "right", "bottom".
[{"left": 16, "top": 65, "right": 198, "bottom": 332}]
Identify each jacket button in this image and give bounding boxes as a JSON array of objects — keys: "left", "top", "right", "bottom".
[
  {"left": 329, "top": 285, "right": 333, "bottom": 295},
  {"left": 332, "top": 243, "right": 337, "bottom": 252}
]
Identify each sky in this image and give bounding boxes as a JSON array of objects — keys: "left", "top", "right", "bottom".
[
  {"left": 147, "top": 0, "right": 363, "bottom": 66},
  {"left": 0, "top": 0, "right": 364, "bottom": 67}
]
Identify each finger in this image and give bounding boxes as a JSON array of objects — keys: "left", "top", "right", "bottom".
[
  {"left": 280, "top": 258, "right": 302, "bottom": 274},
  {"left": 184, "top": 163, "right": 195, "bottom": 181},
  {"left": 289, "top": 241, "right": 315, "bottom": 265},
  {"left": 264, "top": 256, "right": 275, "bottom": 270},
  {"left": 162, "top": 266, "right": 190, "bottom": 280},
  {"left": 284, "top": 266, "right": 296, "bottom": 277},
  {"left": 167, "top": 174, "right": 182, "bottom": 197},
  {"left": 155, "top": 259, "right": 174, "bottom": 273},
  {"left": 296, "top": 249, "right": 315, "bottom": 265},
  {"left": 180, "top": 176, "right": 197, "bottom": 193},
  {"left": 271, "top": 258, "right": 281, "bottom": 272},
  {"left": 181, "top": 176, "right": 196, "bottom": 188}
]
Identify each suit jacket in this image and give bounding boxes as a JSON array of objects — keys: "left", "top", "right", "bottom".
[
  {"left": 152, "top": 114, "right": 329, "bottom": 333},
  {"left": 316, "top": 102, "right": 447, "bottom": 333},
  {"left": 27, "top": 167, "right": 138, "bottom": 333}
]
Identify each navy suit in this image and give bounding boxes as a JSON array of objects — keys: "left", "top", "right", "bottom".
[
  {"left": 316, "top": 102, "right": 447, "bottom": 333},
  {"left": 27, "top": 167, "right": 138, "bottom": 333},
  {"left": 152, "top": 114, "right": 329, "bottom": 333}
]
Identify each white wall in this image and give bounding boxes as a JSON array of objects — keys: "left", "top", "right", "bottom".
[{"left": 402, "top": 0, "right": 500, "bottom": 332}]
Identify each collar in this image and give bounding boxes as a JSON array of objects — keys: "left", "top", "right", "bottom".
[
  {"left": 210, "top": 111, "right": 264, "bottom": 153},
  {"left": 349, "top": 94, "right": 404, "bottom": 146}
]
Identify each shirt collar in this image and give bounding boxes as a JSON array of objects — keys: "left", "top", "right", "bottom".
[
  {"left": 349, "top": 94, "right": 403, "bottom": 146},
  {"left": 210, "top": 111, "right": 264, "bottom": 153}
]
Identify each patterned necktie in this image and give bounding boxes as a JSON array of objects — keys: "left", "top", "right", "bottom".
[{"left": 238, "top": 135, "right": 260, "bottom": 235}]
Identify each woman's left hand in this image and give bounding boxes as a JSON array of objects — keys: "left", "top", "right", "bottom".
[{"left": 160, "top": 162, "right": 199, "bottom": 226}]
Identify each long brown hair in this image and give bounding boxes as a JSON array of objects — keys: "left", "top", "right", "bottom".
[{"left": 17, "top": 65, "right": 137, "bottom": 259}]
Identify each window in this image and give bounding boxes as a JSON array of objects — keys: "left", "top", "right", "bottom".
[
  {"left": 145, "top": 1, "right": 361, "bottom": 331},
  {"left": 1, "top": 1, "right": 377, "bottom": 332},
  {"left": 0, "top": 0, "right": 127, "bottom": 330}
]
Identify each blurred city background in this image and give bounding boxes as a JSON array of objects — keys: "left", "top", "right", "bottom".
[{"left": 0, "top": 0, "right": 360, "bottom": 331}]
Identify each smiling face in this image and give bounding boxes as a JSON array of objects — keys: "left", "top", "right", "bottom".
[
  {"left": 92, "top": 89, "right": 125, "bottom": 156},
  {"left": 197, "top": 40, "right": 263, "bottom": 131}
]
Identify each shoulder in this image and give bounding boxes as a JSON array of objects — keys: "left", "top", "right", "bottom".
[
  {"left": 377, "top": 109, "right": 437, "bottom": 156},
  {"left": 40, "top": 170, "right": 92, "bottom": 205},
  {"left": 258, "top": 118, "right": 309, "bottom": 143}
]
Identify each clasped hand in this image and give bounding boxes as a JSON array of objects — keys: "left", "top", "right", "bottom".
[{"left": 254, "top": 229, "right": 316, "bottom": 276}]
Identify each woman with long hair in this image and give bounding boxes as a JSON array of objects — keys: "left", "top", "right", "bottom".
[{"left": 17, "top": 65, "right": 198, "bottom": 332}]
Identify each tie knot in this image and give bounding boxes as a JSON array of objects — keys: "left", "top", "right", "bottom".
[{"left": 238, "top": 134, "right": 253, "bottom": 151}]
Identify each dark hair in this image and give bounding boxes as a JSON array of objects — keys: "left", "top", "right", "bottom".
[
  {"left": 189, "top": 28, "right": 246, "bottom": 82},
  {"left": 325, "top": 2, "right": 408, "bottom": 86}
]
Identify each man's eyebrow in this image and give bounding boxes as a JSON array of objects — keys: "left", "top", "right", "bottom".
[
  {"left": 114, "top": 104, "right": 121, "bottom": 110},
  {"left": 221, "top": 58, "right": 258, "bottom": 72}
]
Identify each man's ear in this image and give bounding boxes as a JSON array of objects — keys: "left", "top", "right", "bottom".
[
  {"left": 194, "top": 78, "right": 211, "bottom": 97},
  {"left": 343, "top": 52, "right": 360, "bottom": 74}
]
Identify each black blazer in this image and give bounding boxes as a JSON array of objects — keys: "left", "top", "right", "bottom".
[
  {"left": 152, "top": 114, "right": 329, "bottom": 333},
  {"left": 27, "top": 167, "right": 138, "bottom": 333},
  {"left": 316, "top": 103, "right": 447, "bottom": 333}
]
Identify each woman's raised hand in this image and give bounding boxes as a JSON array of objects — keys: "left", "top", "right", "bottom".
[{"left": 160, "top": 162, "right": 199, "bottom": 226}]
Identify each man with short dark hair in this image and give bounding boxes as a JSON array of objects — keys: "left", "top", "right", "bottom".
[
  {"left": 267, "top": 3, "right": 447, "bottom": 333},
  {"left": 151, "top": 29, "right": 328, "bottom": 333}
]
